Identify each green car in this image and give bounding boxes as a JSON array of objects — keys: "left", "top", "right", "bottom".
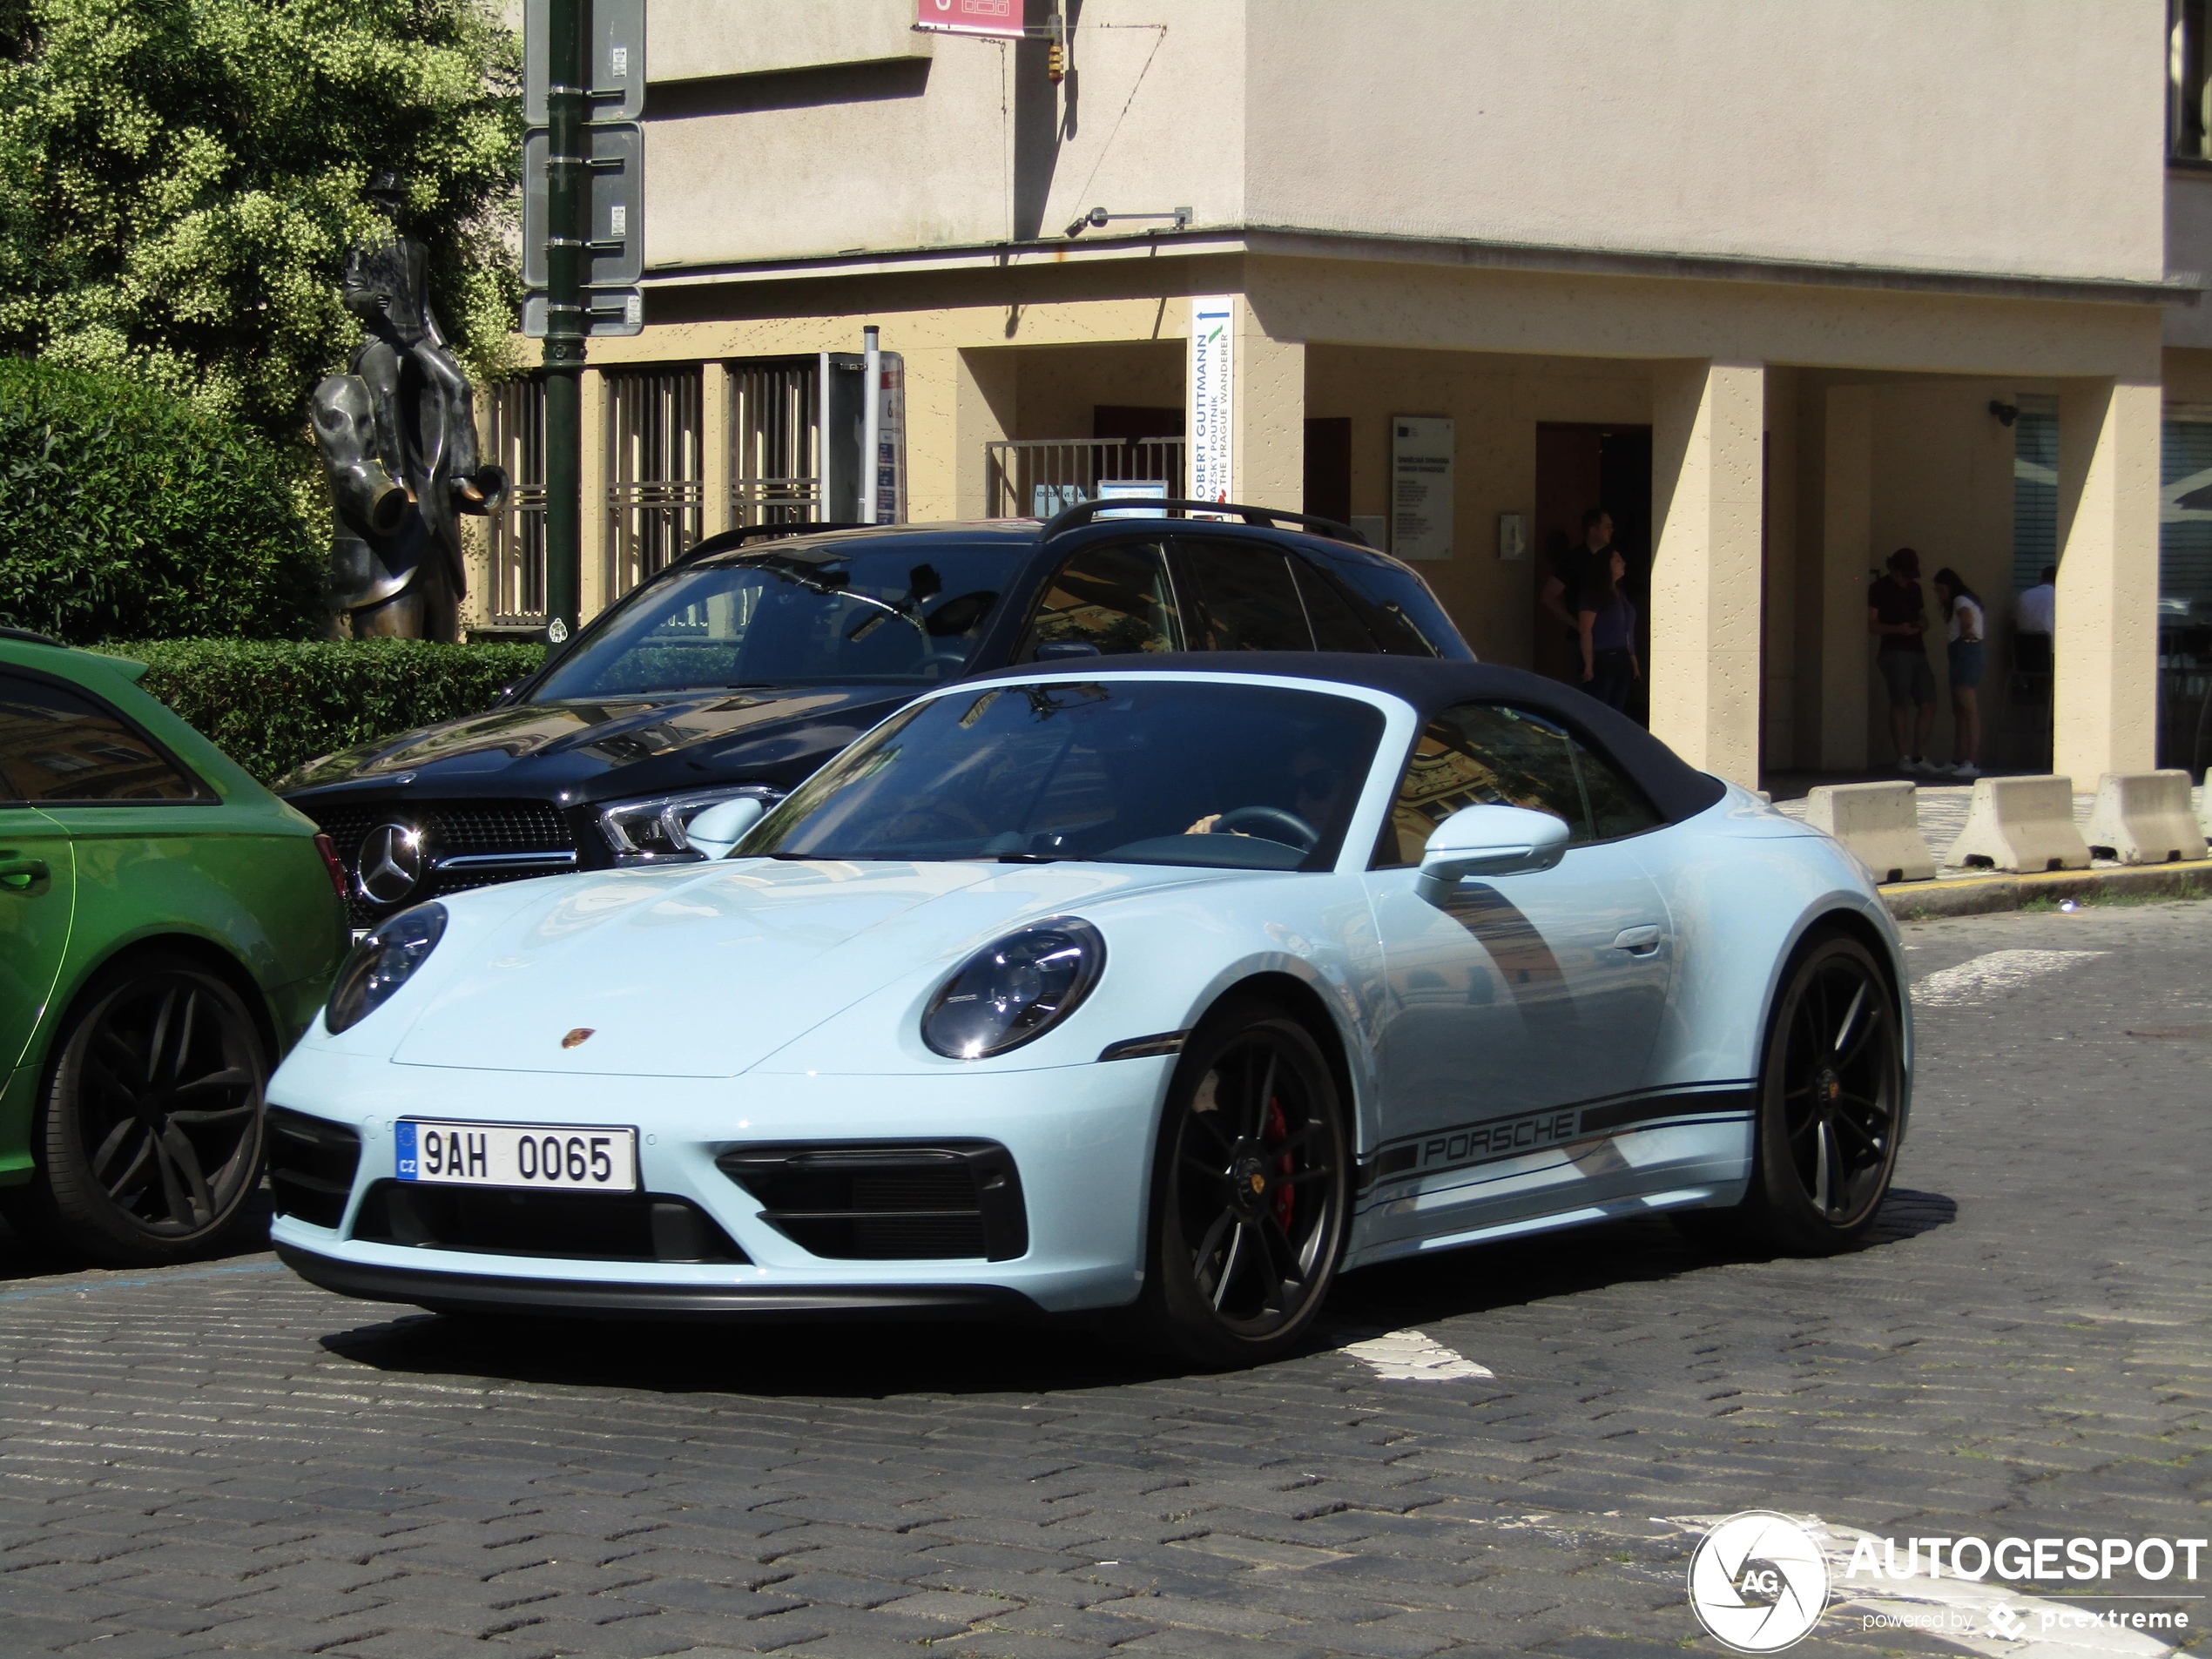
[{"left": 0, "top": 631, "right": 349, "bottom": 1264}]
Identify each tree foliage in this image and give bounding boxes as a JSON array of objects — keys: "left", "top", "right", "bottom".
[
  {"left": 0, "top": 0, "right": 522, "bottom": 443},
  {"left": 0, "top": 357, "right": 327, "bottom": 642}
]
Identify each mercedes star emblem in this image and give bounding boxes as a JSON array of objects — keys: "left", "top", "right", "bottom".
[{"left": 356, "top": 822, "right": 428, "bottom": 906}]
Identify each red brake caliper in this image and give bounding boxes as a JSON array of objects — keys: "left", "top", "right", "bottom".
[{"left": 1266, "top": 1097, "right": 1295, "bottom": 1231}]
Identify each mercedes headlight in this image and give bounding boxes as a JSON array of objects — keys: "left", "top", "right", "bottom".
[
  {"left": 326, "top": 903, "right": 447, "bottom": 1035},
  {"left": 922, "top": 919, "right": 1105, "bottom": 1059},
  {"left": 598, "top": 786, "right": 781, "bottom": 863}
]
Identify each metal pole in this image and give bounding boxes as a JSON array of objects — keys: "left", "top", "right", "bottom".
[
  {"left": 860, "top": 324, "right": 880, "bottom": 523},
  {"left": 541, "top": 0, "right": 588, "bottom": 645}
]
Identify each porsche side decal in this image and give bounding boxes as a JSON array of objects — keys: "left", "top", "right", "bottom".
[{"left": 1352, "top": 1082, "right": 1757, "bottom": 1195}]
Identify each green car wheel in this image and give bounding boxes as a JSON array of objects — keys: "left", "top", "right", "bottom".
[
  {"left": 0, "top": 631, "right": 349, "bottom": 1265},
  {"left": 22, "top": 955, "right": 271, "bottom": 1262}
]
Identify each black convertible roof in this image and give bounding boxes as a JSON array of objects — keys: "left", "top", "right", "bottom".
[{"left": 958, "top": 651, "right": 1730, "bottom": 826}]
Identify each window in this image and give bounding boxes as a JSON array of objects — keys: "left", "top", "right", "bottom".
[
  {"left": 1022, "top": 541, "right": 1183, "bottom": 658},
  {"left": 1329, "top": 557, "right": 1464, "bottom": 658},
  {"left": 1293, "top": 560, "right": 1379, "bottom": 652},
  {"left": 2176, "top": 1, "right": 2212, "bottom": 161},
  {"left": 1379, "top": 702, "right": 1660, "bottom": 866},
  {"left": 606, "top": 367, "right": 705, "bottom": 597},
  {"left": 2011, "top": 395, "right": 2059, "bottom": 596},
  {"left": 0, "top": 675, "right": 200, "bottom": 803},
  {"left": 485, "top": 375, "right": 546, "bottom": 621},
  {"left": 731, "top": 360, "right": 822, "bottom": 529},
  {"left": 747, "top": 679, "right": 1384, "bottom": 873},
  {"left": 532, "top": 544, "right": 1013, "bottom": 698},
  {"left": 1178, "top": 540, "right": 1312, "bottom": 651}
]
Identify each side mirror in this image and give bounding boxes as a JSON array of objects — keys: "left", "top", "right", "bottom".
[
  {"left": 684, "top": 796, "right": 766, "bottom": 860},
  {"left": 1035, "top": 639, "right": 1103, "bottom": 661},
  {"left": 1415, "top": 804, "right": 1571, "bottom": 906}
]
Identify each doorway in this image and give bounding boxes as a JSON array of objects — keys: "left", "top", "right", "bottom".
[{"left": 1533, "top": 423, "right": 1652, "bottom": 718}]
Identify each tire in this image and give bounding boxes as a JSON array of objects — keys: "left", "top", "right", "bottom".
[
  {"left": 1684, "top": 933, "right": 1904, "bottom": 1255},
  {"left": 1132, "top": 996, "right": 1351, "bottom": 1368},
  {"left": 15, "top": 955, "right": 270, "bottom": 1267}
]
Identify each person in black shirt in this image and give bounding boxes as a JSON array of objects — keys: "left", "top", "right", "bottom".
[
  {"left": 1542, "top": 508, "right": 1612, "bottom": 642},
  {"left": 1867, "top": 546, "right": 1938, "bottom": 772}
]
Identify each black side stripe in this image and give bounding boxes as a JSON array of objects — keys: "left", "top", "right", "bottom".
[{"left": 1352, "top": 1082, "right": 1756, "bottom": 1194}]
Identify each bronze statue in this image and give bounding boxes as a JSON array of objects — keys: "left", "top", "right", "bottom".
[{"left": 311, "top": 172, "right": 506, "bottom": 640}]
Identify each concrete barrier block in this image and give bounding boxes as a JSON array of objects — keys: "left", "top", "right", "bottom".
[
  {"left": 1804, "top": 781, "right": 1935, "bottom": 883},
  {"left": 1946, "top": 775, "right": 2092, "bottom": 873},
  {"left": 2087, "top": 770, "right": 2208, "bottom": 865},
  {"left": 2202, "top": 770, "right": 2212, "bottom": 839}
]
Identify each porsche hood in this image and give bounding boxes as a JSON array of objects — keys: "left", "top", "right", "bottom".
[{"left": 383, "top": 858, "right": 1211, "bottom": 1078}]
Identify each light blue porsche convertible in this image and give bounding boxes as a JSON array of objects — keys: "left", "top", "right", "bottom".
[{"left": 267, "top": 657, "right": 1910, "bottom": 1366}]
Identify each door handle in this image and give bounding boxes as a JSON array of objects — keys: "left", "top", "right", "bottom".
[
  {"left": 1611, "top": 924, "right": 1661, "bottom": 955},
  {"left": 0, "top": 856, "right": 51, "bottom": 891}
]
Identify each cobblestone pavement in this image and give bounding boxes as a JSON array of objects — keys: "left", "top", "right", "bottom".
[{"left": 2, "top": 900, "right": 2207, "bottom": 1659}]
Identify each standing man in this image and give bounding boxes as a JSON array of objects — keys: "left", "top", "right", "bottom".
[
  {"left": 1869, "top": 547, "right": 1938, "bottom": 772},
  {"left": 1542, "top": 508, "right": 1612, "bottom": 648}
]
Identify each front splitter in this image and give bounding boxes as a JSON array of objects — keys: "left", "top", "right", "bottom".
[{"left": 276, "top": 1243, "right": 1047, "bottom": 1323}]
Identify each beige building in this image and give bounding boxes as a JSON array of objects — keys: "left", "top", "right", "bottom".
[{"left": 478, "top": 0, "right": 2212, "bottom": 791}]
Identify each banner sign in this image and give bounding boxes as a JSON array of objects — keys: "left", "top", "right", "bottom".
[
  {"left": 1188, "top": 296, "right": 1237, "bottom": 514},
  {"left": 914, "top": 0, "right": 1042, "bottom": 38},
  {"left": 1391, "top": 415, "right": 1454, "bottom": 561},
  {"left": 873, "top": 354, "right": 907, "bottom": 525}
]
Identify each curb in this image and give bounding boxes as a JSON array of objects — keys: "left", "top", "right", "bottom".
[{"left": 1880, "top": 858, "right": 2212, "bottom": 921}]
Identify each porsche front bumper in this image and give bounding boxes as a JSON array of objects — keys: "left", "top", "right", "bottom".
[{"left": 264, "top": 1044, "right": 1174, "bottom": 1318}]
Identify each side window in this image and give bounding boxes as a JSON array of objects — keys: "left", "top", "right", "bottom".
[
  {"left": 1022, "top": 540, "right": 1182, "bottom": 658},
  {"left": 1332, "top": 558, "right": 1464, "bottom": 658},
  {"left": 1378, "top": 702, "right": 1661, "bottom": 866},
  {"left": 1291, "top": 559, "right": 1378, "bottom": 653},
  {"left": 0, "top": 673, "right": 201, "bottom": 803},
  {"left": 1176, "top": 539, "right": 1312, "bottom": 651}
]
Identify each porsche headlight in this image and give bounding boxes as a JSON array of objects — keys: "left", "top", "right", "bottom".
[
  {"left": 325, "top": 903, "right": 447, "bottom": 1035},
  {"left": 922, "top": 919, "right": 1105, "bottom": 1060},
  {"left": 598, "top": 786, "right": 781, "bottom": 863}
]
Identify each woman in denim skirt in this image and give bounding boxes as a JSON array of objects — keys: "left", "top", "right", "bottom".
[{"left": 1932, "top": 567, "right": 1986, "bottom": 779}]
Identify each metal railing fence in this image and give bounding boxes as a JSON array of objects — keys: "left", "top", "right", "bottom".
[{"left": 985, "top": 437, "right": 1184, "bottom": 519}]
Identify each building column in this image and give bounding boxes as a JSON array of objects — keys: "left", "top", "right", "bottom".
[
  {"left": 1649, "top": 359, "right": 1765, "bottom": 787},
  {"left": 579, "top": 365, "right": 610, "bottom": 620},
  {"left": 2054, "top": 378, "right": 2161, "bottom": 782},
  {"left": 953, "top": 347, "right": 1017, "bottom": 520},
  {"left": 1818, "top": 384, "right": 1873, "bottom": 771},
  {"left": 1236, "top": 308, "right": 1304, "bottom": 509},
  {"left": 700, "top": 361, "right": 732, "bottom": 538}
]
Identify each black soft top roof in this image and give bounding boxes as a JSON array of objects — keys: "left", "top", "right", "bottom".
[{"left": 957, "top": 651, "right": 1729, "bottom": 826}]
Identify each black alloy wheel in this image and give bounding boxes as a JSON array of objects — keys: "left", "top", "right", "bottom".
[
  {"left": 1138, "top": 997, "right": 1349, "bottom": 1366},
  {"left": 21, "top": 957, "right": 269, "bottom": 1265},
  {"left": 1718, "top": 933, "right": 1904, "bottom": 1252}
]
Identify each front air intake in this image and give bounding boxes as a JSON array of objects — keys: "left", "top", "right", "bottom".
[
  {"left": 716, "top": 1141, "right": 1028, "bottom": 1262},
  {"left": 266, "top": 1108, "right": 361, "bottom": 1230}
]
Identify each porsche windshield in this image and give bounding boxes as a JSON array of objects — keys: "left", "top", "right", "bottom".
[
  {"left": 534, "top": 544, "right": 1012, "bottom": 698},
  {"left": 742, "top": 679, "right": 1386, "bottom": 872}
]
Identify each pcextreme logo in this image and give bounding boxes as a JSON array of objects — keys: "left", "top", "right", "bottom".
[{"left": 1688, "top": 1512, "right": 1831, "bottom": 1653}]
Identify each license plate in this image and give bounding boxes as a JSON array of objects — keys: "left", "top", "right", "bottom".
[{"left": 395, "top": 1120, "right": 639, "bottom": 1192}]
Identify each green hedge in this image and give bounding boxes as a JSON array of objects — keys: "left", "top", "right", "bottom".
[
  {"left": 0, "top": 361, "right": 327, "bottom": 644},
  {"left": 98, "top": 639, "right": 545, "bottom": 786}
]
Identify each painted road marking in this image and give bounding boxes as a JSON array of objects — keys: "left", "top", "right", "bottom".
[
  {"left": 1344, "top": 1329, "right": 1494, "bottom": 1380},
  {"left": 1912, "top": 949, "right": 2107, "bottom": 1008}
]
